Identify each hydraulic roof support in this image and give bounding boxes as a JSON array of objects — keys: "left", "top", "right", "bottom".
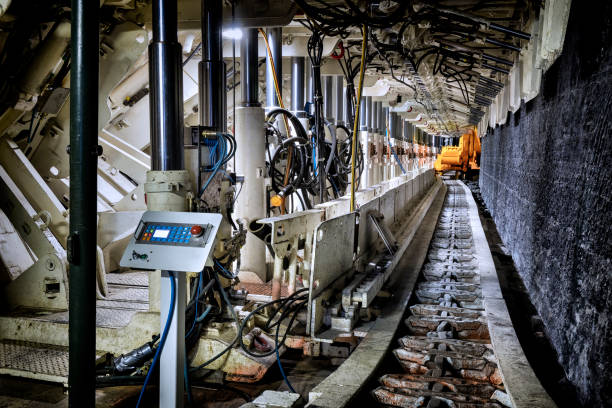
[
  {"left": 68, "top": 0, "right": 98, "bottom": 405},
  {"left": 149, "top": 0, "right": 184, "bottom": 170},
  {"left": 236, "top": 29, "right": 266, "bottom": 282},
  {"left": 199, "top": 0, "right": 226, "bottom": 132}
]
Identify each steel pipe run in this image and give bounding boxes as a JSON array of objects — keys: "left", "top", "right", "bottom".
[
  {"left": 265, "top": 27, "right": 282, "bottom": 108},
  {"left": 199, "top": 0, "right": 226, "bottom": 132},
  {"left": 482, "top": 52, "right": 513, "bottom": 67},
  {"left": 333, "top": 75, "right": 344, "bottom": 126},
  {"left": 236, "top": 28, "right": 266, "bottom": 282},
  {"left": 484, "top": 37, "right": 521, "bottom": 52},
  {"left": 290, "top": 57, "right": 305, "bottom": 113},
  {"left": 68, "top": 0, "right": 98, "bottom": 405},
  {"left": 482, "top": 62, "right": 510, "bottom": 75}
]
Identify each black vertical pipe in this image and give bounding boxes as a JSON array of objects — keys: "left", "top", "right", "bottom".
[
  {"left": 343, "top": 86, "right": 352, "bottom": 125},
  {"left": 68, "top": 0, "right": 98, "bottom": 406},
  {"left": 322, "top": 75, "right": 333, "bottom": 120},
  {"left": 290, "top": 57, "right": 304, "bottom": 112},
  {"left": 265, "top": 27, "right": 282, "bottom": 107},
  {"left": 359, "top": 97, "right": 367, "bottom": 131},
  {"left": 377, "top": 102, "right": 383, "bottom": 134},
  {"left": 365, "top": 96, "right": 372, "bottom": 132},
  {"left": 382, "top": 106, "right": 389, "bottom": 135},
  {"left": 396, "top": 114, "right": 401, "bottom": 139},
  {"left": 305, "top": 58, "right": 313, "bottom": 104},
  {"left": 333, "top": 75, "right": 344, "bottom": 125},
  {"left": 241, "top": 29, "right": 259, "bottom": 106},
  {"left": 200, "top": 0, "right": 225, "bottom": 132},
  {"left": 372, "top": 101, "right": 380, "bottom": 133},
  {"left": 149, "top": 0, "right": 184, "bottom": 170}
]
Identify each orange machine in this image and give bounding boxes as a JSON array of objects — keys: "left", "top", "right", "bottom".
[{"left": 434, "top": 128, "right": 481, "bottom": 177}]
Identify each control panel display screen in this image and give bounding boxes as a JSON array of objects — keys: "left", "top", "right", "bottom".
[{"left": 152, "top": 229, "right": 170, "bottom": 239}]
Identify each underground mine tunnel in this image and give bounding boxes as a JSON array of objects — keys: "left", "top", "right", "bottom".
[{"left": 0, "top": 0, "right": 609, "bottom": 407}]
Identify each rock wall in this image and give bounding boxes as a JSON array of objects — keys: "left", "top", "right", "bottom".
[{"left": 479, "top": 1, "right": 612, "bottom": 406}]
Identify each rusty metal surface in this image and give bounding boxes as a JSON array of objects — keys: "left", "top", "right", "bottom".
[
  {"left": 240, "top": 282, "right": 289, "bottom": 298},
  {"left": 372, "top": 181, "right": 513, "bottom": 408}
]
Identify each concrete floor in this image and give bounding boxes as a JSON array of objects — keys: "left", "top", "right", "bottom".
[{"left": 0, "top": 348, "right": 334, "bottom": 407}]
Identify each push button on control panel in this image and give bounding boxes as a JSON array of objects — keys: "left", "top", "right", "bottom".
[{"left": 190, "top": 225, "right": 203, "bottom": 237}]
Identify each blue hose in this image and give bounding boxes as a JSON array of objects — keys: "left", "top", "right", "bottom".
[
  {"left": 136, "top": 271, "right": 176, "bottom": 408},
  {"left": 387, "top": 128, "right": 407, "bottom": 175},
  {"left": 275, "top": 346, "right": 296, "bottom": 393},
  {"left": 199, "top": 134, "right": 227, "bottom": 196},
  {"left": 195, "top": 304, "right": 213, "bottom": 323},
  {"left": 185, "top": 273, "right": 202, "bottom": 339}
]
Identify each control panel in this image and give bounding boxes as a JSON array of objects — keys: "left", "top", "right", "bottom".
[{"left": 120, "top": 211, "right": 223, "bottom": 272}]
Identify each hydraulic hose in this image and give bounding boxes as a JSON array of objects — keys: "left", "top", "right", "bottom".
[
  {"left": 324, "top": 121, "right": 337, "bottom": 176},
  {"left": 266, "top": 108, "right": 309, "bottom": 141}
]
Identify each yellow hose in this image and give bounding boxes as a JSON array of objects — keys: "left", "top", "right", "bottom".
[
  {"left": 258, "top": 28, "right": 290, "bottom": 135},
  {"left": 259, "top": 28, "right": 292, "bottom": 213},
  {"left": 350, "top": 25, "right": 367, "bottom": 212}
]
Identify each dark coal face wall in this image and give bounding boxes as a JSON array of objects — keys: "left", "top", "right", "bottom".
[{"left": 479, "top": 2, "right": 612, "bottom": 407}]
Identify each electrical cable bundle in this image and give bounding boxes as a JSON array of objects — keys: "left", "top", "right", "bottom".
[{"left": 293, "top": 0, "right": 409, "bottom": 37}]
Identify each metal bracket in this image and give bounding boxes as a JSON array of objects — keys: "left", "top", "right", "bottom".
[{"left": 368, "top": 210, "right": 398, "bottom": 255}]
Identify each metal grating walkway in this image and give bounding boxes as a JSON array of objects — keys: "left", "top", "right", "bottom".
[{"left": 0, "top": 340, "right": 68, "bottom": 383}]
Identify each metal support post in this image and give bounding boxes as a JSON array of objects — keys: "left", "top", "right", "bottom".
[
  {"left": 148, "top": 1, "right": 186, "bottom": 406},
  {"left": 159, "top": 271, "right": 186, "bottom": 407},
  {"left": 236, "top": 29, "right": 266, "bottom": 282},
  {"left": 68, "top": 0, "right": 98, "bottom": 405}
]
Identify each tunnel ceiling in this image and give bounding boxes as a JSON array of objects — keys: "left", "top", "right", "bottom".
[
  {"left": 0, "top": 0, "right": 544, "bottom": 138},
  {"left": 290, "top": 0, "right": 534, "bottom": 135}
]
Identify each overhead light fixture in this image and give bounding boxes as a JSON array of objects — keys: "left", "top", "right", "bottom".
[{"left": 222, "top": 28, "right": 242, "bottom": 40}]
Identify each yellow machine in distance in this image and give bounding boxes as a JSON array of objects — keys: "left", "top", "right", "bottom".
[{"left": 434, "top": 128, "right": 481, "bottom": 177}]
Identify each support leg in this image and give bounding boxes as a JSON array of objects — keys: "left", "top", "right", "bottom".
[{"left": 160, "top": 271, "right": 186, "bottom": 408}]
